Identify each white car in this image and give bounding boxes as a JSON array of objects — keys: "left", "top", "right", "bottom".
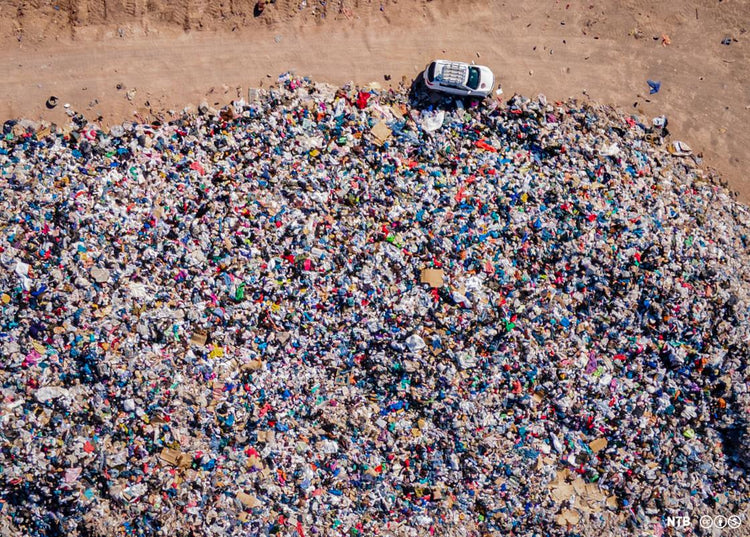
[{"left": 423, "top": 60, "right": 495, "bottom": 97}]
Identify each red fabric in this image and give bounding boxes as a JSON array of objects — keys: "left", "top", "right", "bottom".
[
  {"left": 356, "top": 92, "right": 371, "bottom": 110},
  {"left": 189, "top": 161, "right": 205, "bottom": 175},
  {"left": 475, "top": 140, "right": 497, "bottom": 152}
]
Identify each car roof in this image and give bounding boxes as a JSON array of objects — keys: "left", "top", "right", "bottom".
[{"left": 437, "top": 62, "right": 469, "bottom": 87}]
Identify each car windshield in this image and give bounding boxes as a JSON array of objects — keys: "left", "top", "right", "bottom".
[
  {"left": 427, "top": 62, "right": 436, "bottom": 82},
  {"left": 467, "top": 67, "right": 481, "bottom": 90}
]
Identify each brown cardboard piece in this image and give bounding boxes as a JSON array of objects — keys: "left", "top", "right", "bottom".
[
  {"left": 241, "top": 359, "right": 264, "bottom": 371},
  {"left": 159, "top": 447, "right": 191, "bottom": 468},
  {"left": 370, "top": 122, "right": 392, "bottom": 147},
  {"left": 549, "top": 477, "right": 575, "bottom": 503},
  {"left": 550, "top": 467, "right": 607, "bottom": 516},
  {"left": 94, "top": 306, "right": 112, "bottom": 319},
  {"left": 420, "top": 268, "right": 445, "bottom": 288},
  {"left": 589, "top": 437, "right": 608, "bottom": 453},
  {"left": 237, "top": 491, "right": 262, "bottom": 508},
  {"left": 35, "top": 127, "right": 51, "bottom": 140},
  {"left": 556, "top": 509, "right": 581, "bottom": 526},
  {"left": 159, "top": 447, "right": 180, "bottom": 465},
  {"left": 190, "top": 330, "right": 208, "bottom": 346},
  {"left": 246, "top": 454, "right": 262, "bottom": 470}
]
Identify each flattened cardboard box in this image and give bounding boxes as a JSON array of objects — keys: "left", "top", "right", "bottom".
[
  {"left": 159, "top": 447, "right": 191, "bottom": 468},
  {"left": 237, "top": 491, "right": 262, "bottom": 508},
  {"left": 370, "top": 122, "right": 392, "bottom": 147},
  {"left": 420, "top": 268, "right": 445, "bottom": 288},
  {"left": 191, "top": 330, "right": 208, "bottom": 346}
]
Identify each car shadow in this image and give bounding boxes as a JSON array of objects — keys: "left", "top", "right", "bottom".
[{"left": 718, "top": 417, "right": 749, "bottom": 471}]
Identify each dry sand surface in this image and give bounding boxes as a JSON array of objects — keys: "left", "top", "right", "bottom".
[{"left": 0, "top": 0, "right": 748, "bottom": 198}]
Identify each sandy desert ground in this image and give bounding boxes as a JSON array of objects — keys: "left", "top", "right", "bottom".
[{"left": 0, "top": 0, "right": 747, "bottom": 198}]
